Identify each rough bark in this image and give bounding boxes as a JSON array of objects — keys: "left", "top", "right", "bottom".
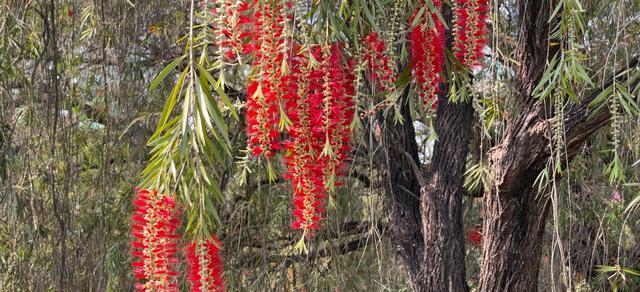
[
  {"left": 416, "top": 5, "right": 474, "bottom": 289},
  {"left": 380, "top": 93, "right": 425, "bottom": 290},
  {"left": 477, "top": 0, "right": 556, "bottom": 289},
  {"left": 479, "top": 0, "right": 639, "bottom": 289},
  {"left": 419, "top": 89, "right": 474, "bottom": 292},
  {"left": 380, "top": 0, "right": 639, "bottom": 290},
  {"left": 380, "top": 86, "right": 473, "bottom": 291},
  {"left": 380, "top": 4, "right": 473, "bottom": 291},
  {"left": 479, "top": 55, "right": 639, "bottom": 291}
]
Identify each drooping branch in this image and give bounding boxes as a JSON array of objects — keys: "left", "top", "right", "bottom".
[
  {"left": 563, "top": 57, "right": 640, "bottom": 158},
  {"left": 491, "top": 56, "right": 640, "bottom": 189}
]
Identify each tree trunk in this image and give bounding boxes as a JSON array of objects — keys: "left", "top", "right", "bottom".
[
  {"left": 478, "top": 0, "right": 640, "bottom": 289},
  {"left": 478, "top": 55, "right": 639, "bottom": 290},
  {"left": 416, "top": 3, "right": 474, "bottom": 288},
  {"left": 380, "top": 4, "right": 472, "bottom": 291},
  {"left": 419, "top": 91, "right": 474, "bottom": 292},
  {"left": 480, "top": 112, "right": 552, "bottom": 290},
  {"left": 480, "top": 184, "right": 551, "bottom": 291},
  {"left": 380, "top": 88, "right": 473, "bottom": 291},
  {"left": 476, "top": 0, "right": 556, "bottom": 289},
  {"left": 380, "top": 93, "right": 425, "bottom": 290}
]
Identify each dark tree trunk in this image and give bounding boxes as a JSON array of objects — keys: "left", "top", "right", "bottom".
[
  {"left": 479, "top": 0, "right": 556, "bottom": 290},
  {"left": 380, "top": 94, "right": 425, "bottom": 289},
  {"left": 379, "top": 3, "right": 473, "bottom": 291},
  {"left": 478, "top": 0, "right": 639, "bottom": 289},
  {"left": 479, "top": 56, "right": 639, "bottom": 290},
  {"left": 419, "top": 90, "right": 474, "bottom": 292},
  {"left": 417, "top": 4, "right": 475, "bottom": 289},
  {"left": 480, "top": 109, "right": 553, "bottom": 290},
  {"left": 380, "top": 89, "right": 473, "bottom": 291},
  {"left": 480, "top": 184, "right": 551, "bottom": 291}
]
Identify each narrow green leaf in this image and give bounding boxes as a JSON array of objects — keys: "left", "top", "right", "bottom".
[
  {"left": 153, "top": 66, "right": 189, "bottom": 139},
  {"left": 150, "top": 55, "right": 187, "bottom": 91}
]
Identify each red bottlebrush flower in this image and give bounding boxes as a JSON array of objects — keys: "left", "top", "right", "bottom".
[
  {"left": 284, "top": 44, "right": 354, "bottom": 235},
  {"left": 239, "top": 2, "right": 353, "bottom": 235},
  {"left": 361, "top": 32, "right": 396, "bottom": 93},
  {"left": 284, "top": 46, "right": 327, "bottom": 234},
  {"left": 409, "top": 0, "right": 445, "bottom": 110},
  {"left": 205, "top": 0, "right": 254, "bottom": 65},
  {"left": 244, "top": 0, "right": 295, "bottom": 159},
  {"left": 130, "top": 188, "right": 181, "bottom": 291},
  {"left": 453, "top": 0, "right": 489, "bottom": 70},
  {"left": 186, "top": 236, "right": 226, "bottom": 292},
  {"left": 319, "top": 44, "right": 355, "bottom": 191},
  {"left": 467, "top": 225, "right": 483, "bottom": 246}
]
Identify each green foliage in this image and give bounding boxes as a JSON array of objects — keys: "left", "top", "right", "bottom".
[
  {"left": 1, "top": 0, "right": 640, "bottom": 291},
  {"left": 464, "top": 162, "right": 489, "bottom": 195},
  {"left": 596, "top": 265, "right": 640, "bottom": 292},
  {"left": 141, "top": 7, "right": 238, "bottom": 239}
]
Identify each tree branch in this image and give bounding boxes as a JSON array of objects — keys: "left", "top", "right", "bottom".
[{"left": 564, "top": 57, "right": 640, "bottom": 158}]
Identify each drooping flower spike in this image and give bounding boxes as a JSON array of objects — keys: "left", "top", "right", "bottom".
[
  {"left": 284, "top": 45, "right": 328, "bottom": 235},
  {"left": 453, "top": 0, "right": 489, "bottom": 70},
  {"left": 130, "top": 188, "right": 181, "bottom": 292},
  {"left": 202, "top": 0, "right": 253, "bottom": 64},
  {"left": 244, "top": 0, "right": 295, "bottom": 158},
  {"left": 284, "top": 44, "right": 354, "bottom": 239},
  {"left": 239, "top": 2, "right": 355, "bottom": 242},
  {"left": 361, "top": 32, "right": 396, "bottom": 94},
  {"left": 409, "top": 0, "right": 445, "bottom": 111},
  {"left": 186, "top": 236, "right": 226, "bottom": 292},
  {"left": 319, "top": 44, "right": 355, "bottom": 192}
]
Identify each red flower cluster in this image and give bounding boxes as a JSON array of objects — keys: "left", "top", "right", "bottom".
[
  {"left": 467, "top": 225, "right": 483, "bottom": 246},
  {"left": 319, "top": 45, "right": 355, "bottom": 192},
  {"left": 205, "top": 0, "right": 252, "bottom": 63},
  {"left": 245, "top": 1, "right": 293, "bottom": 158},
  {"left": 361, "top": 32, "right": 396, "bottom": 93},
  {"left": 409, "top": 0, "right": 445, "bottom": 110},
  {"left": 453, "top": 0, "right": 489, "bottom": 69},
  {"left": 131, "top": 189, "right": 181, "bottom": 291},
  {"left": 241, "top": 3, "right": 354, "bottom": 235},
  {"left": 283, "top": 46, "right": 326, "bottom": 233},
  {"left": 283, "top": 45, "right": 354, "bottom": 234},
  {"left": 186, "top": 237, "right": 226, "bottom": 292}
]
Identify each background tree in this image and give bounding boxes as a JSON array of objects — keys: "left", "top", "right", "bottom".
[{"left": 1, "top": 0, "right": 639, "bottom": 291}]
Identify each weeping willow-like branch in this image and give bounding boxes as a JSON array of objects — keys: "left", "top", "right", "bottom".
[{"left": 139, "top": 0, "right": 238, "bottom": 240}]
